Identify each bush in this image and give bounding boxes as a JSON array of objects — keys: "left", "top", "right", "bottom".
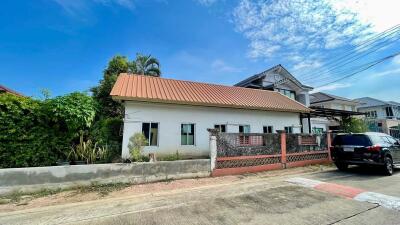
[
  {"left": 342, "top": 117, "right": 368, "bottom": 133},
  {"left": 0, "top": 92, "right": 97, "bottom": 168},
  {"left": 90, "top": 117, "right": 123, "bottom": 161},
  {"left": 0, "top": 94, "right": 65, "bottom": 168},
  {"left": 127, "top": 133, "right": 148, "bottom": 162}
]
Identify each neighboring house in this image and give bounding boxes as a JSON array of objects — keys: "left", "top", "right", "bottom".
[
  {"left": 355, "top": 97, "right": 400, "bottom": 138},
  {"left": 234, "top": 64, "right": 313, "bottom": 133},
  {"left": 111, "top": 74, "right": 310, "bottom": 158},
  {"left": 0, "top": 85, "right": 24, "bottom": 97},
  {"left": 309, "top": 92, "right": 360, "bottom": 133}
]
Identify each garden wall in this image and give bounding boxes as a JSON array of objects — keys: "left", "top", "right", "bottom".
[{"left": 0, "top": 159, "right": 211, "bottom": 195}]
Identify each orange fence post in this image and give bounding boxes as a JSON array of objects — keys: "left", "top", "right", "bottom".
[
  {"left": 280, "top": 131, "right": 287, "bottom": 168},
  {"left": 327, "top": 131, "right": 332, "bottom": 161}
]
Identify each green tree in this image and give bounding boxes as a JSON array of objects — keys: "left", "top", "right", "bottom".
[
  {"left": 341, "top": 117, "right": 368, "bottom": 133},
  {"left": 91, "top": 54, "right": 161, "bottom": 119},
  {"left": 134, "top": 53, "right": 161, "bottom": 77},
  {"left": 44, "top": 92, "right": 96, "bottom": 134}
]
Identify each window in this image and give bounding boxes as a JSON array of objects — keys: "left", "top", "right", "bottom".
[
  {"left": 386, "top": 107, "right": 394, "bottom": 117},
  {"left": 284, "top": 126, "right": 293, "bottom": 134},
  {"left": 239, "top": 125, "right": 250, "bottom": 145},
  {"left": 263, "top": 126, "right": 273, "bottom": 133},
  {"left": 142, "top": 122, "right": 159, "bottom": 146},
  {"left": 181, "top": 124, "right": 195, "bottom": 145},
  {"left": 276, "top": 88, "right": 296, "bottom": 100},
  {"left": 239, "top": 125, "right": 250, "bottom": 133},
  {"left": 214, "top": 124, "right": 226, "bottom": 132}
]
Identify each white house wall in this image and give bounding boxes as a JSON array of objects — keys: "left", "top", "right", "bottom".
[{"left": 121, "top": 102, "right": 302, "bottom": 159}]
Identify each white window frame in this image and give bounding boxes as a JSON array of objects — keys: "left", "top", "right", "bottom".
[{"left": 181, "top": 123, "right": 196, "bottom": 146}]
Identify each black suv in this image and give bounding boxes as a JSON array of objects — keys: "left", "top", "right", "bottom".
[{"left": 331, "top": 132, "right": 400, "bottom": 175}]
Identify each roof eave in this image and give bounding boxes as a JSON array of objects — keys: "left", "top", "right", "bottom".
[{"left": 112, "top": 95, "right": 310, "bottom": 113}]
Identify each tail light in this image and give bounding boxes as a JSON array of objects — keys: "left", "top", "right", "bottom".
[
  {"left": 329, "top": 146, "right": 334, "bottom": 151},
  {"left": 366, "top": 145, "right": 381, "bottom": 152}
]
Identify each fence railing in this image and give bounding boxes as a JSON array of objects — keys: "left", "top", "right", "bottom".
[{"left": 209, "top": 130, "right": 332, "bottom": 176}]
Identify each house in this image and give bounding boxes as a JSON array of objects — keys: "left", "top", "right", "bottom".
[
  {"left": 355, "top": 97, "right": 400, "bottom": 138},
  {"left": 0, "top": 85, "right": 24, "bottom": 97},
  {"left": 234, "top": 64, "right": 314, "bottom": 133},
  {"left": 309, "top": 92, "right": 360, "bottom": 133},
  {"left": 111, "top": 74, "right": 310, "bottom": 158}
]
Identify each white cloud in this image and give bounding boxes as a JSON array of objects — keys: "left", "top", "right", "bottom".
[
  {"left": 54, "top": 0, "right": 135, "bottom": 18},
  {"left": 393, "top": 55, "right": 400, "bottom": 65},
  {"left": 211, "top": 59, "right": 243, "bottom": 73},
  {"left": 196, "top": 0, "right": 218, "bottom": 7},
  {"left": 311, "top": 83, "right": 352, "bottom": 93},
  {"left": 232, "top": 0, "right": 371, "bottom": 61},
  {"left": 370, "top": 68, "right": 400, "bottom": 78}
]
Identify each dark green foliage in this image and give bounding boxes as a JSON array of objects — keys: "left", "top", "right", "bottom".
[
  {"left": 342, "top": 117, "right": 368, "bottom": 133},
  {"left": 0, "top": 92, "right": 96, "bottom": 168},
  {"left": 90, "top": 118, "right": 123, "bottom": 160}
]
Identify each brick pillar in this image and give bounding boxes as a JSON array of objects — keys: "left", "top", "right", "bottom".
[
  {"left": 327, "top": 131, "right": 332, "bottom": 161},
  {"left": 280, "top": 131, "right": 287, "bottom": 168}
]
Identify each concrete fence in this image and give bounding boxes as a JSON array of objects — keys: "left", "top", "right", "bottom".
[{"left": 0, "top": 159, "right": 211, "bottom": 195}]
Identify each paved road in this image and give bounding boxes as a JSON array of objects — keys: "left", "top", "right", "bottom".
[{"left": 1, "top": 167, "right": 400, "bottom": 225}]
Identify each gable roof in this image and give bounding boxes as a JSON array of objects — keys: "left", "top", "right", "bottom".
[
  {"left": 0, "top": 85, "right": 24, "bottom": 97},
  {"left": 310, "top": 92, "right": 358, "bottom": 104},
  {"left": 111, "top": 74, "right": 310, "bottom": 113},
  {"left": 355, "top": 97, "right": 400, "bottom": 108},
  {"left": 234, "top": 64, "right": 313, "bottom": 90}
]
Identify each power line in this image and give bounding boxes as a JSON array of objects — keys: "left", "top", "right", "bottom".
[
  {"left": 300, "top": 27, "right": 400, "bottom": 82},
  {"left": 303, "top": 24, "right": 400, "bottom": 80},
  {"left": 314, "top": 51, "right": 400, "bottom": 88}
]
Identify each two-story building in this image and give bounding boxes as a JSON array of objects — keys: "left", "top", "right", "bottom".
[
  {"left": 355, "top": 97, "right": 400, "bottom": 138},
  {"left": 234, "top": 64, "right": 314, "bottom": 133},
  {"left": 309, "top": 92, "right": 360, "bottom": 133}
]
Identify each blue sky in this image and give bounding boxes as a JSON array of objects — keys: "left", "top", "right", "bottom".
[{"left": 0, "top": 0, "right": 399, "bottom": 101}]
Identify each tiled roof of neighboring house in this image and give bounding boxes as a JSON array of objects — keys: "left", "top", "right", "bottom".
[
  {"left": 234, "top": 64, "right": 313, "bottom": 90},
  {"left": 355, "top": 97, "right": 400, "bottom": 108},
  {"left": 0, "top": 85, "right": 24, "bottom": 97},
  {"left": 310, "top": 92, "right": 358, "bottom": 104},
  {"left": 111, "top": 74, "right": 310, "bottom": 113}
]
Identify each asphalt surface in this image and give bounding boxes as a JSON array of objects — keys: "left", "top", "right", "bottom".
[{"left": 1, "top": 166, "right": 400, "bottom": 225}]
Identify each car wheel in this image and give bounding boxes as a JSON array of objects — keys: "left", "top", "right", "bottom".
[
  {"left": 383, "top": 156, "right": 394, "bottom": 176},
  {"left": 335, "top": 162, "right": 348, "bottom": 171}
]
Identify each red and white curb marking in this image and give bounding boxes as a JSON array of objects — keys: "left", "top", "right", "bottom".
[{"left": 287, "top": 177, "right": 400, "bottom": 211}]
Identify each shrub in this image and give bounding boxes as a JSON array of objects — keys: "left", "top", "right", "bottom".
[
  {"left": 127, "top": 133, "right": 148, "bottom": 162},
  {"left": 0, "top": 94, "right": 65, "bottom": 168},
  {"left": 0, "top": 92, "right": 97, "bottom": 168},
  {"left": 90, "top": 117, "right": 123, "bottom": 161},
  {"left": 342, "top": 117, "right": 368, "bottom": 133},
  {"left": 68, "top": 133, "right": 109, "bottom": 164}
]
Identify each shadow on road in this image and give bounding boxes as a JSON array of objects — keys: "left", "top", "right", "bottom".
[{"left": 307, "top": 165, "right": 399, "bottom": 182}]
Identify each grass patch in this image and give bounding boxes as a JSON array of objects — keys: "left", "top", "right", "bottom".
[
  {"left": 0, "top": 188, "right": 63, "bottom": 204},
  {"left": 73, "top": 182, "right": 132, "bottom": 197},
  {"left": 0, "top": 182, "right": 132, "bottom": 205}
]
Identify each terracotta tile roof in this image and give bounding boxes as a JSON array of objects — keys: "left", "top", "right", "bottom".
[{"left": 111, "top": 74, "right": 310, "bottom": 113}]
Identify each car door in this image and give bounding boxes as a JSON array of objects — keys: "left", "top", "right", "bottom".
[{"left": 387, "top": 136, "right": 400, "bottom": 164}]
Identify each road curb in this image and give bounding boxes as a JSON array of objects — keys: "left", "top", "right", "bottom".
[{"left": 287, "top": 177, "right": 400, "bottom": 211}]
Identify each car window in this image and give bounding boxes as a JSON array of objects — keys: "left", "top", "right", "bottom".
[
  {"left": 369, "top": 135, "right": 387, "bottom": 145},
  {"left": 333, "top": 135, "right": 372, "bottom": 146},
  {"left": 386, "top": 136, "right": 398, "bottom": 144}
]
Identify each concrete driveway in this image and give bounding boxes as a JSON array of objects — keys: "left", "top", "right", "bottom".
[{"left": 1, "top": 166, "right": 400, "bottom": 225}]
